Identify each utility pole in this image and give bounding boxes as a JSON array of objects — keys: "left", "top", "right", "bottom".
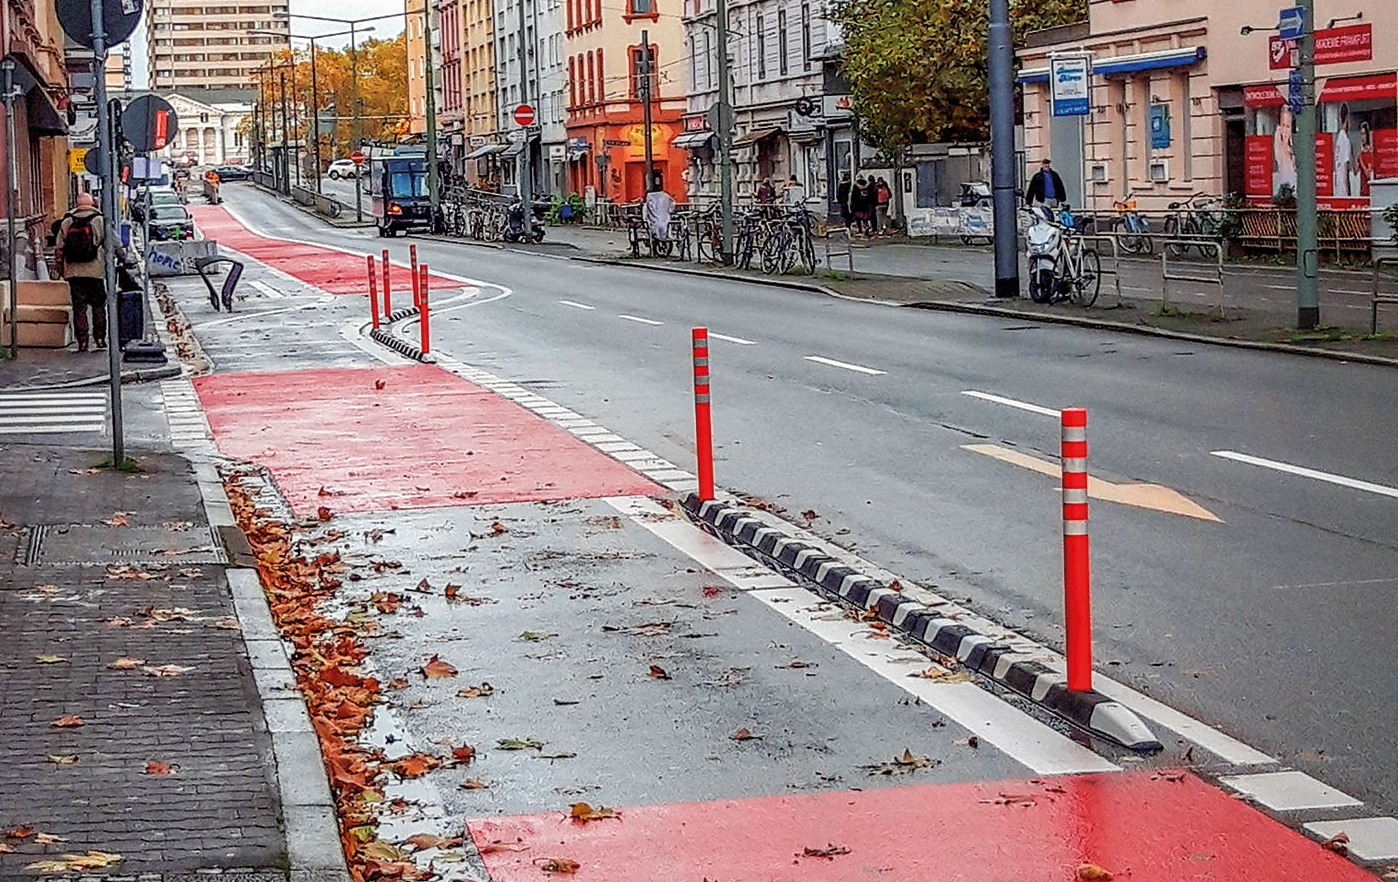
[
  {"left": 516, "top": 0, "right": 531, "bottom": 209},
  {"left": 90, "top": 0, "right": 124, "bottom": 463},
  {"left": 1294, "top": 0, "right": 1319, "bottom": 329},
  {"left": 422, "top": 0, "right": 440, "bottom": 223},
  {"left": 351, "top": 22, "right": 363, "bottom": 221},
  {"left": 290, "top": 60, "right": 300, "bottom": 189},
  {"left": 640, "top": 29, "right": 654, "bottom": 192},
  {"left": 988, "top": 0, "right": 1018, "bottom": 298},
  {"left": 3, "top": 60, "right": 19, "bottom": 360},
  {"left": 715, "top": 0, "right": 733, "bottom": 264}
]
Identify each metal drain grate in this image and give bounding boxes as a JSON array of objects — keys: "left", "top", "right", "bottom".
[{"left": 25, "top": 523, "right": 228, "bottom": 566}]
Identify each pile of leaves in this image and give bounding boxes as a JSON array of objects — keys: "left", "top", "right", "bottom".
[{"left": 226, "top": 477, "right": 424, "bottom": 882}]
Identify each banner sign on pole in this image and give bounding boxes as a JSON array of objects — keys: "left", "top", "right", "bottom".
[{"left": 1051, "top": 55, "right": 1092, "bottom": 117}]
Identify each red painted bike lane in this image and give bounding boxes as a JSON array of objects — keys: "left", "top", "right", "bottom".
[
  {"left": 188, "top": 204, "right": 456, "bottom": 296},
  {"left": 194, "top": 364, "right": 659, "bottom": 515},
  {"left": 468, "top": 771, "right": 1374, "bottom": 881}
]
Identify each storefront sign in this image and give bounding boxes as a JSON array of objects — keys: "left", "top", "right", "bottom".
[
  {"left": 1050, "top": 55, "right": 1091, "bottom": 117},
  {"left": 603, "top": 139, "right": 631, "bottom": 147},
  {"left": 1244, "top": 134, "right": 1273, "bottom": 200},
  {"left": 1270, "top": 24, "right": 1372, "bottom": 71},
  {"left": 821, "top": 95, "right": 854, "bottom": 119},
  {"left": 1149, "top": 104, "right": 1171, "bottom": 149}
]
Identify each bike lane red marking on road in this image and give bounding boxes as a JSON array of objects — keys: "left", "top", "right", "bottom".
[
  {"left": 467, "top": 771, "right": 1372, "bottom": 881},
  {"left": 194, "top": 364, "right": 660, "bottom": 515},
  {"left": 188, "top": 204, "right": 457, "bottom": 295}
]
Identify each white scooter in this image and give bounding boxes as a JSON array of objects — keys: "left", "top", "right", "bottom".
[{"left": 1024, "top": 204, "right": 1083, "bottom": 303}]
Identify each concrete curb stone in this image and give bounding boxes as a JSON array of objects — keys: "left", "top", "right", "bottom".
[{"left": 682, "top": 493, "right": 1165, "bottom": 753}]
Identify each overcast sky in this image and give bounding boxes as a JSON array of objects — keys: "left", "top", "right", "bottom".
[{"left": 130, "top": 0, "right": 407, "bottom": 88}]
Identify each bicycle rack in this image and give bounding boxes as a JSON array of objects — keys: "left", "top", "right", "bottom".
[
  {"left": 195, "top": 255, "right": 243, "bottom": 313},
  {"left": 1371, "top": 254, "right": 1398, "bottom": 334},
  {"left": 1076, "top": 233, "right": 1124, "bottom": 307},
  {"left": 824, "top": 227, "right": 853, "bottom": 273},
  {"left": 1161, "top": 240, "right": 1225, "bottom": 318}
]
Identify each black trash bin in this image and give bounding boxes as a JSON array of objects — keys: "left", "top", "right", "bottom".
[{"left": 117, "top": 288, "right": 143, "bottom": 348}]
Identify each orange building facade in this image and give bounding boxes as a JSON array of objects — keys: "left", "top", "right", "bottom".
[{"left": 562, "top": 0, "right": 686, "bottom": 203}]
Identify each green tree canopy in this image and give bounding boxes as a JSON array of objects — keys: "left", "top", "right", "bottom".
[{"left": 832, "top": 0, "right": 1086, "bottom": 152}]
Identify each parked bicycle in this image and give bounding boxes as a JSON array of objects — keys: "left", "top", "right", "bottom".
[
  {"left": 759, "top": 208, "right": 816, "bottom": 276},
  {"left": 1163, "top": 193, "right": 1227, "bottom": 257},
  {"left": 1111, "top": 192, "right": 1153, "bottom": 256}
]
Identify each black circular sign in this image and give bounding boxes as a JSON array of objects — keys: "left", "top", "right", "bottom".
[
  {"left": 57, "top": 0, "right": 143, "bottom": 51},
  {"left": 83, "top": 145, "right": 104, "bottom": 176},
  {"left": 121, "top": 95, "right": 178, "bottom": 152}
]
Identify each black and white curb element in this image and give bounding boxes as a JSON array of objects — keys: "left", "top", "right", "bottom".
[
  {"left": 369, "top": 306, "right": 434, "bottom": 362},
  {"left": 684, "top": 494, "right": 1164, "bottom": 753}
]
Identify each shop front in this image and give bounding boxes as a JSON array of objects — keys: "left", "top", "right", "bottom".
[
  {"left": 564, "top": 120, "right": 686, "bottom": 204},
  {"left": 1242, "top": 72, "right": 1398, "bottom": 207}
]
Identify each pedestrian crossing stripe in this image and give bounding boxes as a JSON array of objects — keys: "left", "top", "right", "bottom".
[{"left": 0, "top": 392, "right": 108, "bottom": 435}]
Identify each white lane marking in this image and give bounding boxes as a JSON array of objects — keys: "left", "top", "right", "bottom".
[
  {"left": 607, "top": 496, "right": 1117, "bottom": 776},
  {"left": 710, "top": 332, "right": 757, "bottom": 345},
  {"left": 961, "top": 390, "right": 1059, "bottom": 418},
  {"left": 0, "top": 423, "right": 105, "bottom": 434},
  {"left": 1303, "top": 817, "right": 1398, "bottom": 862},
  {"left": 0, "top": 405, "right": 107, "bottom": 415},
  {"left": 558, "top": 299, "right": 594, "bottom": 310},
  {"left": 1265, "top": 284, "right": 1295, "bottom": 291},
  {"left": 804, "top": 355, "right": 886, "bottom": 376},
  {"left": 250, "top": 279, "right": 285, "bottom": 299},
  {"left": 1212, "top": 450, "right": 1398, "bottom": 500},
  {"left": 1331, "top": 288, "right": 1372, "bottom": 296},
  {"left": 1219, "top": 771, "right": 1362, "bottom": 811},
  {"left": 619, "top": 313, "right": 664, "bottom": 326},
  {"left": 1271, "top": 576, "right": 1398, "bottom": 590},
  {"left": 1088, "top": 677, "right": 1274, "bottom": 766},
  {"left": 199, "top": 295, "right": 333, "bottom": 329}
]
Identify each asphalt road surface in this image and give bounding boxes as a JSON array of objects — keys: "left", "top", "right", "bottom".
[{"left": 216, "top": 182, "right": 1398, "bottom": 816}]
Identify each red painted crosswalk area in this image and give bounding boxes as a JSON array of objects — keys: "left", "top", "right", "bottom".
[
  {"left": 194, "top": 364, "right": 659, "bottom": 515},
  {"left": 188, "top": 204, "right": 456, "bottom": 295},
  {"left": 467, "top": 772, "right": 1372, "bottom": 881}
]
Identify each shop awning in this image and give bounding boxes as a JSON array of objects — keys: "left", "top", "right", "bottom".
[
  {"left": 464, "top": 143, "right": 507, "bottom": 159},
  {"left": 503, "top": 141, "right": 525, "bottom": 156},
  {"left": 732, "top": 127, "right": 782, "bottom": 147},
  {"left": 1018, "top": 47, "right": 1206, "bottom": 84},
  {"left": 5, "top": 54, "right": 67, "bottom": 135},
  {"left": 672, "top": 130, "right": 713, "bottom": 149},
  {"left": 1320, "top": 73, "right": 1396, "bottom": 104}
]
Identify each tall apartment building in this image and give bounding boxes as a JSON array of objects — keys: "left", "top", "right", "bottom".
[
  {"left": 145, "top": 0, "right": 290, "bottom": 97},
  {"left": 105, "top": 44, "right": 131, "bottom": 92},
  {"left": 494, "top": 0, "right": 567, "bottom": 196},
  {"left": 407, "top": 0, "right": 431, "bottom": 135}
]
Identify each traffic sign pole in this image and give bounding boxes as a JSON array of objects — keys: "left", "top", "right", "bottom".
[{"left": 1294, "top": 0, "right": 1320, "bottom": 329}]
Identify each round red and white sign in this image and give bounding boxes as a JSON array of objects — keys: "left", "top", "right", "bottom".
[
  {"left": 351, "top": 150, "right": 366, "bottom": 165},
  {"left": 514, "top": 104, "right": 536, "bottom": 127}
]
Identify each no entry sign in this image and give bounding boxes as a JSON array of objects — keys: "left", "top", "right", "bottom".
[
  {"left": 351, "top": 150, "right": 365, "bottom": 165},
  {"left": 514, "top": 104, "right": 536, "bottom": 127}
]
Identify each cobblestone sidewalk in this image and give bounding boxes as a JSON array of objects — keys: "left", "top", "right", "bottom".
[{"left": 0, "top": 446, "right": 284, "bottom": 881}]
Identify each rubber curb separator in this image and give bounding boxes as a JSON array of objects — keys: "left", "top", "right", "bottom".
[
  {"left": 683, "top": 493, "right": 1164, "bottom": 753},
  {"left": 368, "top": 306, "right": 435, "bottom": 363}
]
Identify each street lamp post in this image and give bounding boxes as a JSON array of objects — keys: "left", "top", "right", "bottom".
[
  {"left": 988, "top": 0, "right": 1018, "bottom": 298},
  {"left": 420, "top": 0, "right": 440, "bottom": 224}
]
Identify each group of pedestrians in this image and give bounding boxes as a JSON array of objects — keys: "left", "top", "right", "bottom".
[
  {"left": 836, "top": 173, "right": 892, "bottom": 236},
  {"left": 754, "top": 176, "right": 809, "bottom": 214}
]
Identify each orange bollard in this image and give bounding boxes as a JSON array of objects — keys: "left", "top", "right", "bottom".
[
  {"left": 382, "top": 248, "right": 391, "bottom": 314},
  {"left": 419, "top": 264, "right": 430, "bottom": 354},
  {"left": 1061, "top": 406, "right": 1091, "bottom": 692},
  {"left": 410, "top": 244, "right": 420, "bottom": 308},
  {"left": 692, "top": 327, "right": 714, "bottom": 500},
  {"left": 367, "top": 255, "right": 379, "bottom": 329}
]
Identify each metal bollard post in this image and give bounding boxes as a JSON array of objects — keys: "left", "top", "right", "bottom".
[
  {"left": 410, "top": 244, "right": 420, "bottom": 308},
  {"left": 419, "top": 264, "right": 430, "bottom": 354},
  {"left": 367, "top": 255, "right": 379, "bottom": 329},
  {"left": 382, "top": 248, "right": 391, "bottom": 315},
  {"left": 692, "top": 327, "right": 714, "bottom": 500},
  {"left": 1061, "top": 406, "right": 1091, "bottom": 692}
]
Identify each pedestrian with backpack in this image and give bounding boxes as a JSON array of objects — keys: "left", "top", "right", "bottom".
[{"left": 58, "top": 192, "right": 107, "bottom": 352}]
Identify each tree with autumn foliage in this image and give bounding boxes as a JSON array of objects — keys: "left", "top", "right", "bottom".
[
  {"left": 249, "top": 35, "right": 410, "bottom": 163},
  {"left": 832, "top": 0, "right": 1086, "bottom": 152}
]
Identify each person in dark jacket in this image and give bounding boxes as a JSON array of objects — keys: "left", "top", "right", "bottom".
[
  {"left": 1026, "top": 158, "right": 1067, "bottom": 207},
  {"left": 835, "top": 172, "right": 853, "bottom": 228},
  {"left": 851, "top": 176, "right": 870, "bottom": 235}
]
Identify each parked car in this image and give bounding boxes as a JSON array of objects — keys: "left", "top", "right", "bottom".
[
  {"left": 214, "top": 164, "right": 253, "bottom": 181},
  {"left": 132, "top": 187, "right": 183, "bottom": 223},
  {"left": 148, "top": 204, "right": 196, "bottom": 241},
  {"left": 327, "top": 158, "right": 363, "bottom": 180}
]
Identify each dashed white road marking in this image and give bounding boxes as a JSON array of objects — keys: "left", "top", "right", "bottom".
[
  {"left": 1219, "top": 770, "right": 1362, "bottom": 811},
  {"left": 1212, "top": 450, "right": 1398, "bottom": 499},
  {"left": 619, "top": 313, "right": 663, "bottom": 325},
  {"left": 1271, "top": 575, "right": 1398, "bottom": 590},
  {"left": 250, "top": 279, "right": 285, "bottom": 299},
  {"left": 558, "top": 299, "right": 594, "bottom": 310},
  {"left": 709, "top": 332, "right": 757, "bottom": 345},
  {"left": 961, "top": 389, "right": 1059, "bottom": 417},
  {"left": 804, "top": 355, "right": 885, "bottom": 375}
]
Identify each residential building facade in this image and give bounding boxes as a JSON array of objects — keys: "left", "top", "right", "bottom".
[
  {"left": 680, "top": 0, "right": 854, "bottom": 217},
  {"left": 493, "top": 0, "right": 567, "bottom": 197},
  {"left": 161, "top": 92, "right": 252, "bottom": 165},
  {"left": 1018, "top": 0, "right": 1398, "bottom": 214},
  {"left": 144, "top": 0, "right": 289, "bottom": 97},
  {"left": 2, "top": 0, "right": 72, "bottom": 245},
  {"left": 434, "top": 0, "right": 467, "bottom": 171},
  {"left": 458, "top": 0, "right": 499, "bottom": 185},
  {"left": 407, "top": 0, "right": 430, "bottom": 135}
]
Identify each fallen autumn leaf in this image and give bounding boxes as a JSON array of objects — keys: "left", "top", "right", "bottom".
[
  {"left": 648, "top": 664, "right": 671, "bottom": 680},
  {"left": 51, "top": 715, "right": 83, "bottom": 728},
  {"left": 535, "top": 857, "right": 581, "bottom": 874},
  {"left": 569, "top": 802, "right": 620, "bottom": 822},
  {"left": 420, "top": 655, "right": 457, "bottom": 679},
  {"left": 1077, "top": 863, "right": 1113, "bottom": 881}
]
